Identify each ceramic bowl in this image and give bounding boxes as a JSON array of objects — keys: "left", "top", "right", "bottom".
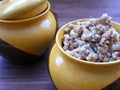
[{"left": 49, "top": 19, "right": 120, "bottom": 90}]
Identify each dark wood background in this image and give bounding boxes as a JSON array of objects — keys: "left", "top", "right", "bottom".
[{"left": 0, "top": 0, "right": 120, "bottom": 90}]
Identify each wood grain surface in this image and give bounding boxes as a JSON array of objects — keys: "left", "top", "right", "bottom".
[{"left": 0, "top": 0, "right": 120, "bottom": 90}]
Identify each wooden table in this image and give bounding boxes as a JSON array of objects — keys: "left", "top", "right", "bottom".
[{"left": 0, "top": 0, "right": 120, "bottom": 90}]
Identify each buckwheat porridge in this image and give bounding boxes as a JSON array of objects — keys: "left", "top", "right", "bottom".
[{"left": 62, "top": 14, "right": 120, "bottom": 62}]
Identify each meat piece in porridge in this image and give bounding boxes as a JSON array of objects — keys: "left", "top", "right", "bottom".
[{"left": 62, "top": 14, "right": 120, "bottom": 62}]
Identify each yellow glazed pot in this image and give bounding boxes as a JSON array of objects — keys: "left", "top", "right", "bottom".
[
  {"left": 0, "top": 1, "right": 56, "bottom": 64},
  {"left": 49, "top": 19, "right": 120, "bottom": 90}
]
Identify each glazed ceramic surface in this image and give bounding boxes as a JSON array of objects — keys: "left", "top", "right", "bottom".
[
  {"left": 0, "top": 1, "right": 56, "bottom": 56},
  {"left": 0, "top": 0, "right": 47, "bottom": 20},
  {"left": 49, "top": 19, "right": 120, "bottom": 90}
]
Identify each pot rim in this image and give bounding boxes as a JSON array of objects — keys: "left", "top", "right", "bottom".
[
  {"left": 56, "top": 19, "right": 120, "bottom": 65},
  {"left": 0, "top": 1, "right": 50, "bottom": 23}
]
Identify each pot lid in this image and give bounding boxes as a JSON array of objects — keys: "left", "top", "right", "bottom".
[{"left": 0, "top": 0, "right": 47, "bottom": 20}]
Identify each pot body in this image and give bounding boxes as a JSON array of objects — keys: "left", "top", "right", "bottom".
[
  {"left": 0, "top": 2, "right": 56, "bottom": 64},
  {"left": 49, "top": 20, "right": 120, "bottom": 90},
  {"left": 49, "top": 44, "right": 120, "bottom": 90}
]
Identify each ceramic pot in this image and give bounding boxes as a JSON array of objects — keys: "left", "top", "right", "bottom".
[
  {"left": 49, "top": 19, "right": 120, "bottom": 90},
  {"left": 0, "top": 1, "right": 56, "bottom": 64}
]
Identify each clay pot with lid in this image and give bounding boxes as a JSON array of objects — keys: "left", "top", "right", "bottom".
[{"left": 0, "top": 0, "right": 56, "bottom": 64}]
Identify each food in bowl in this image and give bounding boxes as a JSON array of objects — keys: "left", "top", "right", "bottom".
[{"left": 62, "top": 14, "right": 120, "bottom": 62}]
